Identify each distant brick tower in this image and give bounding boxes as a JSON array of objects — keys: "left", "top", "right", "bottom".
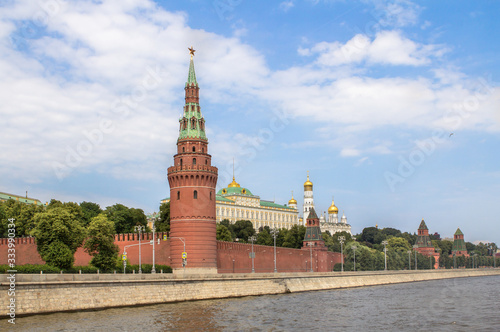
[
  {"left": 415, "top": 219, "right": 440, "bottom": 269},
  {"left": 302, "top": 207, "right": 326, "bottom": 249},
  {"left": 167, "top": 48, "right": 218, "bottom": 274},
  {"left": 451, "top": 228, "right": 469, "bottom": 257}
]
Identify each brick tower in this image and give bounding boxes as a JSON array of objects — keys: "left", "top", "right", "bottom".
[
  {"left": 415, "top": 219, "right": 440, "bottom": 269},
  {"left": 302, "top": 207, "right": 326, "bottom": 249},
  {"left": 167, "top": 48, "right": 218, "bottom": 274},
  {"left": 451, "top": 228, "right": 469, "bottom": 257}
]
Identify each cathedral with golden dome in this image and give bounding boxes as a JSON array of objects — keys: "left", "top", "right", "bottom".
[{"left": 299, "top": 173, "right": 352, "bottom": 235}]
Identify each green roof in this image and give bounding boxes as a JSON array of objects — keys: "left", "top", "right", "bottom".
[
  {"left": 260, "top": 200, "right": 294, "bottom": 210},
  {"left": 418, "top": 219, "right": 428, "bottom": 230},
  {"left": 186, "top": 57, "right": 197, "bottom": 86},
  {"left": 0, "top": 191, "right": 42, "bottom": 205},
  {"left": 454, "top": 228, "right": 463, "bottom": 236},
  {"left": 217, "top": 186, "right": 254, "bottom": 196},
  {"left": 307, "top": 207, "right": 319, "bottom": 219},
  {"left": 216, "top": 195, "right": 235, "bottom": 203}
]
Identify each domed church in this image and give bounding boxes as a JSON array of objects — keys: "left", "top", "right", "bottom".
[{"left": 299, "top": 173, "right": 352, "bottom": 235}]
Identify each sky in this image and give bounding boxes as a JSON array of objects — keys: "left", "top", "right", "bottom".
[{"left": 1, "top": 0, "right": 499, "bottom": 243}]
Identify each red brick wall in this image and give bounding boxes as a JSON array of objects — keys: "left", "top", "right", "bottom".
[
  {"left": 0, "top": 238, "right": 44, "bottom": 265},
  {"left": 0, "top": 233, "right": 171, "bottom": 267},
  {"left": 216, "top": 241, "right": 342, "bottom": 273},
  {"left": 1, "top": 236, "right": 342, "bottom": 273}
]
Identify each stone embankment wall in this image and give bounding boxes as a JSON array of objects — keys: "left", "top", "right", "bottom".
[{"left": 1, "top": 269, "right": 499, "bottom": 317}]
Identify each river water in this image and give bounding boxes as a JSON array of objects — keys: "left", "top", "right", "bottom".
[{"left": 9, "top": 275, "right": 500, "bottom": 331}]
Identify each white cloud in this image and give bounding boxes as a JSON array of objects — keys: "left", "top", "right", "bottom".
[
  {"left": 280, "top": 1, "right": 295, "bottom": 12},
  {"left": 304, "top": 30, "right": 446, "bottom": 67},
  {"left": 0, "top": 0, "right": 499, "bottom": 191},
  {"left": 340, "top": 148, "right": 361, "bottom": 157}
]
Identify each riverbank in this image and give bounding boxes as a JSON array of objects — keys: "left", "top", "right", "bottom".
[{"left": 2, "top": 269, "right": 499, "bottom": 317}]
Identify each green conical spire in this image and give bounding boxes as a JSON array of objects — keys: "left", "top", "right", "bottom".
[{"left": 186, "top": 56, "right": 197, "bottom": 86}]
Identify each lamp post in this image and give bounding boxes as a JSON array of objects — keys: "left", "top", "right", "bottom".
[
  {"left": 152, "top": 218, "right": 157, "bottom": 274},
  {"left": 351, "top": 245, "right": 357, "bottom": 272},
  {"left": 339, "top": 236, "right": 345, "bottom": 272},
  {"left": 270, "top": 228, "right": 279, "bottom": 273},
  {"left": 307, "top": 242, "right": 314, "bottom": 272},
  {"left": 490, "top": 244, "right": 496, "bottom": 268},
  {"left": 453, "top": 253, "right": 456, "bottom": 269},
  {"left": 134, "top": 225, "right": 145, "bottom": 273},
  {"left": 407, "top": 250, "right": 412, "bottom": 270},
  {"left": 474, "top": 254, "right": 478, "bottom": 269},
  {"left": 169, "top": 237, "right": 186, "bottom": 272},
  {"left": 413, "top": 245, "right": 418, "bottom": 270},
  {"left": 249, "top": 235, "right": 256, "bottom": 273},
  {"left": 382, "top": 240, "right": 388, "bottom": 271}
]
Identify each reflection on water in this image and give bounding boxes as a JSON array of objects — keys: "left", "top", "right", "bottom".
[{"left": 10, "top": 275, "right": 500, "bottom": 331}]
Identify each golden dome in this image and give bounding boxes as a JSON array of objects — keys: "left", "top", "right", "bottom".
[
  {"left": 228, "top": 176, "right": 240, "bottom": 188},
  {"left": 288, "top": 191, "right": 297, "bottom": 205},
  {"left": 328, "top": 198, "right": 338, "bottom": 214},
  {"left": 304, "top": 172, "right": 313, "bottom": 191}
]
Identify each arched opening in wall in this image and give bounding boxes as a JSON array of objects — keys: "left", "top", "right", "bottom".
[
  {"left": 177, "top": 191, "right": 180, "bottom": 200},
  {"left": 180, "top": 159, "right": 183, "bottom": 167},
  {"left": 182, "top": 147, "right": 185, "bottom": 152},
  {"left": 210, "top": 191, "right": 212, "bottom": 200},
  {"left": 192, "top": 146, "right": 196, "bottom": 152},
  {"left": 202, "top": 148, "right": 204, "bottom": 153},
  {"left": 205, "top": 160, "right": 208, "bottom": 165},
  {"left": 193, "top": 158, "right": 196, "bottom": 165},
  {"left": 194, "top": 190, "right": 198, "bottom": 199}
]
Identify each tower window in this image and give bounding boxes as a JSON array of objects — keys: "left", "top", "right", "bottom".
[
  {"left": 180, "top": 159, "right": 183, "bottom": 167},
  {"left": 177, "top": 191, "right": 180, "bottom": 200},
  {"left": 194, "top": 190, "right": 198, "bottom": 199},
  {"left": 202, "top": 148, "right": 205, "bottom": 153},
  {"left": 210, "top": 192, "right": 212, "bottom": 200},
  {"left": 205, "top": 160, "right": 208, "bottom": 165},
  {"left": 192, "top": 146, "right": 196, "bottom": 152},
  {"left": 193, "top": 158, "right": 196, "bottom": 165},
  {"left": 182, "top": 147, "right": 185, "bottom": 152}
]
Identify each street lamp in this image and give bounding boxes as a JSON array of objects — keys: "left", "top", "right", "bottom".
[
  {"left": 339, "top": 236, "right": 345, "bottom": 272},
  {"left": 249, "top": 235, "right": 257, "bottom": 273},
  {"left": 382, "top": 240, "right": 388, "bottom": 271},
  {"left": 474, "top": 254, "right": 478, "bottom": 269},
  {"left": 270, "top": 228, "right": 279, "bottom": 273},
  {"left": 351, "top": 245, "right": 357, "bottom": 272},
  {"left": 134, "top": 225, "right": 145, "bottom": 273},
  {"left": 307, "top": 242, "right": 314, "bottom": 272},
  {"left": 169, "top": 237, "right": 186, "bottom": 272},
  {"left": 407, "top": 250, "right": 412, "bottom": 270},
  {"left": 413, "top": 245, "right": 418, "bottom": 270},
  {"left": 152, "top": 217, "right": 158, "bottom": 274},
  {"left": 490, "top": 244, "right": 496, "bottom": 268}
]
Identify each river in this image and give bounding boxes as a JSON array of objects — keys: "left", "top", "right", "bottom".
[{"left": 9, "top": 275, "right": 500, "bottom": 331}]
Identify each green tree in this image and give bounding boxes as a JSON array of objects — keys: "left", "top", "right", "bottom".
[
  {"left": 105, "top": 204, "right": 148, "bottom": 233},
  {"left": 388, "top": 237, "right": 411, "bottom": 253},
  {"left": 216, "top": 224, "right": 233, "bottom": 242},
  {"left": 84, "top": 213, "right": 119, "bottom": 271},
  {"left": 80, "top": 201, "right": 102, "bottom": 226},
  {"left": 231, "top": 220, "right": 255, "bottom": 241},
  {"left": 156, "top": 202, "right": 170, "bottom": 232},
  {"left": 31, "top": 207, "right": 86, "bottom": 269},
  {"left": 0, "top": 200, "right": 43, "bottom": 237},
  {"left": 282, "top": 225, "right": 306, "bottom": 249},
  {"left": 257, "top": 226, "right": 273, "bottom": 246}
]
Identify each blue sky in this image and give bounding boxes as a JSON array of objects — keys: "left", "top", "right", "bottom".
[{"left": 1, "top": 0, "right": 499, "bottom": 242}]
